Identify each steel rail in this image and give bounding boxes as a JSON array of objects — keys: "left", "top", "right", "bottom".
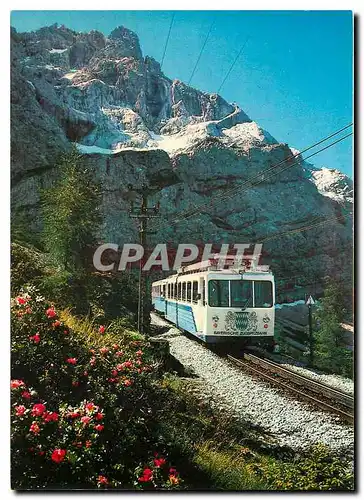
[{"left": 227, "top": 354, "right": 354, "bottom": 424}]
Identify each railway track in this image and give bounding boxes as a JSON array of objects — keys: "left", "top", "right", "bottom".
[{"left": 227, "top": 353, "right": 354, "bottom": 424}]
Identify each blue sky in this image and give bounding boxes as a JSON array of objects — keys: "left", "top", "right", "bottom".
[{"left": 11, "top": 10, "right": 353, "bottom": 177}]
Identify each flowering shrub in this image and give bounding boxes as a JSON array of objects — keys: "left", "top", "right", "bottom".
[
  {"left": 11, "top": 288, "right": 175, "bottom": 489},
  {"left": 134, "top": 454, "right": 183, "bottom": 490}
]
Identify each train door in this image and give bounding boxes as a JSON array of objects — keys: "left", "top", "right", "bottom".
[{"left": 198, "top": 276, "right": 207, "bottom": 334}]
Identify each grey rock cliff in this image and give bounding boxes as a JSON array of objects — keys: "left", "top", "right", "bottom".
[{"left": 10, "top": 24, "right": 353, "bottom": 284}]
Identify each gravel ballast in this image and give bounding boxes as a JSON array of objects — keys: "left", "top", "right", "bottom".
[
  {"left": 280, "top": 363, "right": 354, "bottom": 395},
  {"left": 151, "top": 316, "right": 354, "bottom": 457}
]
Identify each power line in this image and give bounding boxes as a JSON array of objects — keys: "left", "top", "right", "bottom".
[
  {"left": 153, "top": 124, "right": 353, "bottom": 230},
  {"left": 160, "top": 12, "right": 175, "bottom": 70},
  {"left": 208, "top": 131, "right": 354, "bottom": 217},
  {"left": 217, "top": 36, "right": 250, "bottom": 94},
  {"left": 153, "top": 124, "right": 352, "bottom": 228},
  {"left": 177, "top": 125, "right": 353, "bottom": 221},
  {"left": 188, "top": 20, "right": 215, "bottom": 86}
]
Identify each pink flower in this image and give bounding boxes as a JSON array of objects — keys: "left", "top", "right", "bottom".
[
  {"left": 64, "top": 330, "right": 69, "bottom": 335},
  {"left": 81, "top": 416, "right": 91, "bottom": 425},
  {"left": 97, "top": 475, "right": 108, "bottom": 485},
  {"left": 21, "top": 391, "right": 31, "bottom": 400},
  {"left": 115, "top": 351, "right": 123, "bottom": 357},
  {"left": 154, "top": 457, "right": 166, "bottom": 467},
  {"left": 95, "top": 412, "right": 104, "bottom": 421},
  {"left": 16, "top": 297, "right": 26, "bottom": 305},
  {"left": 68, "top": 411, "right": 79, "bottom": 419},
  {"left": 85, "top": 402, "right": 98, "bottom": 412},
  {"left": 94, "top": 424, "right": 104, "bottom": 432},
  {"left": 31, "top": 403, "right": 46, "bottom": 416},
  {"left": 99, "top": 347, "right": 109, "bottom": 355},
  {"left": 112, "top": 344, "right": 119, "bottom": 350},
  {"left": 43, "top": 411, "right": 58, "bottom": 423},
  {"left": 72, "top": 381, "right": 79, "bottom": 387},
  {"left": 29, "top": 422, "right": 40, "bottom": 434},
  {"left": 52, "top": 320, "right": 61, "bottom": 328},
  {"left": 116, "top": 364, "right": 123, "bottom": 372},
  {"left": 46, "top": 307, "right": 56, "bottom": 319},
  {"left": 111, "top": 369, "right": 118, "bottom": 377},
  {"left": 11, "top": 379, "right": 25, "bottom": 389},
  {"left": 29, "top": 333, "right": 41, "bottom": 344},
  {"left": 15, "top": 405, "right": 26, "bottom": 416},
  {"left": 85, "top": 440, "right": 92, "bottom": 448},
  {"left": 123, "top": 360, "right": 133, "bottom": 369},
  {"left": 99, "top": 325, "right": 105, "bottom": 334},
  {"left": 136, "top": 350, "right": 143, "bottom": 356},
  {"left": 66, "top": 358, "right": 77, "bottom": 365},
  {"left": 90, "top": 357, "right": 96, "bottom": 366},
  {"left": 138, "top": 468, "right": 153, "bottom": 482},
  {"left": 51, "top": 449, "right": 66, "bottom": 463},
  {"left": 124, "top": 379, "right": 132, "bottom": 387}
]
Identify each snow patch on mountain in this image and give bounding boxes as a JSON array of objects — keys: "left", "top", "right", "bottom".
[
  {"left": 310, "top": 167, "right": 353, "bottom": 205},
  {"left": 222, "top": 122, "right": 278, "bottom": 148}
]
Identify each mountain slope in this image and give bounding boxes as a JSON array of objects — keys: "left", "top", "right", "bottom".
[{"left": 10, "top": 23, "right": 353, "bottom": 284}]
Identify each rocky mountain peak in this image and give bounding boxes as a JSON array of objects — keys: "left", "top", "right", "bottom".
[
  {"left": 108, "top": 26, "right": 143, "bottom": 60},
  {"left": 11, "top": 22, "right": 353, "bottom": 286},
  {"left": 310, "top": 167, "right": 353, "bottom": 205}
]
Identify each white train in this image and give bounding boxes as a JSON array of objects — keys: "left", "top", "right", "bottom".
[{"left": 151, "top": 257, "right": 275, "bottom": 346}]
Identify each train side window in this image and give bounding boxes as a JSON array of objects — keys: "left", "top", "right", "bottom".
[
  {"left": 192, "top": 281, "right": 199, "bottom": 303},
  {"left": 178, "top": 283, "right": 181, "bottom": 300},
  {"left": 162, "top": 285, "right": 166, "bottom": 297},
  {"left": 254, "top": 281, "right": 273, "bottom": 308},
  {"left": 202, "top": 279, "right": 206, "bottom": 305},
  {"left": 174, "top": 283, "right": 178, "bottom": 299},
  {"left": 182, "top": 282, "right": 186, "bottom": 301},
  {"left": 168, "top": 284, "right": 171, "bottom": 298},
  {"left": 187, "top": 282, "right": 192, "bottom": 302},
  {"left": 208, "top": 280, "right": 229, "bottom": 307}
]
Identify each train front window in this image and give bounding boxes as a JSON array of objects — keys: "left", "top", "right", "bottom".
[
  {"left": 254, "top": 281, "right": 273, "bottom": 307},
  {"left": 208, "top": 280, "right": 229, "bottom": 307},
  {"left": 230, "top": 281, "right": 253, "bottom": 308}
]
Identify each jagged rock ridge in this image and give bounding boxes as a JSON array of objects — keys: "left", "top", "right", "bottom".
[{"left": 11, "top": 23, "right": 353, "bottom": 284}]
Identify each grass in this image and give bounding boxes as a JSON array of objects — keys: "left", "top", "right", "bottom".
[{"left": 193, "top": 442, "right": 271, "bottom": 491}]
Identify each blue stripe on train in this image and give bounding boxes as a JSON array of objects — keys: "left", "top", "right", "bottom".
[
  {"left": 153, "top": 297, "right": 166, "bottom": 313},
  {"left": 155, "top": 297, "right": 197, "bottom": 334}
]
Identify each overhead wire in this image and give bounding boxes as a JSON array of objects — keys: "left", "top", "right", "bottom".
[
  {"left": 188, "top": 20, "right": 215, "bottom": 85},
  {"left": 217, "top": 36, "right": 250, "bottom": 94},
  {"left": 160, "top": 12, "right": 175, "bottom": 70},
  {"left": 152, "top": 124, "right": 353, "bottom": 230},
  {"left": 153, "top": 124, "right": 352, "bottom": 227},
  {"left": 174, "top": 125, "right": 353, "bottom": 221}
]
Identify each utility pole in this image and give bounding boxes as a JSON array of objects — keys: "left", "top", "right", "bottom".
[
  {"left": 128, "top": 184, "right": 160, "bottom": 336},
  {"left": 306, "top": 295, "right": 315, "bottom": 365}
]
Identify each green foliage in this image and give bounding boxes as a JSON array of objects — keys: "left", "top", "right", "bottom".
[
  {"left": 86, "top": 272, "right": 139, "bottom": 323},
  {"left": 258, "top": 444, "right": 354, "bottom": 491},
  {"left": 194, "top": 443, "right": 270, "bottom": 490},
  {"left": 41, "top": 149, "right": 102, "bottom": 272},
  {"left": 11, "top": 208, "right": 42, "bottom": 249},
  {"left": 313, "top": 279, "right": 353, "bottom": 378},
  {"left": 11, "top": 288, "right": 182, "bottom": 490},
  {"left": 11, "top": 243, "right": 45, "bottom": 295}
]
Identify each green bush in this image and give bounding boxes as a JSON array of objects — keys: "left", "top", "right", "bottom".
[
  {"left": 11, "top": 243, "right": 45, "bottom": 295},
  {"left": 258, "top": 443, "right": 354, "bottom": 491},
  {"left": 11, "top": 288, "right": 182, "bottom": 490}
]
